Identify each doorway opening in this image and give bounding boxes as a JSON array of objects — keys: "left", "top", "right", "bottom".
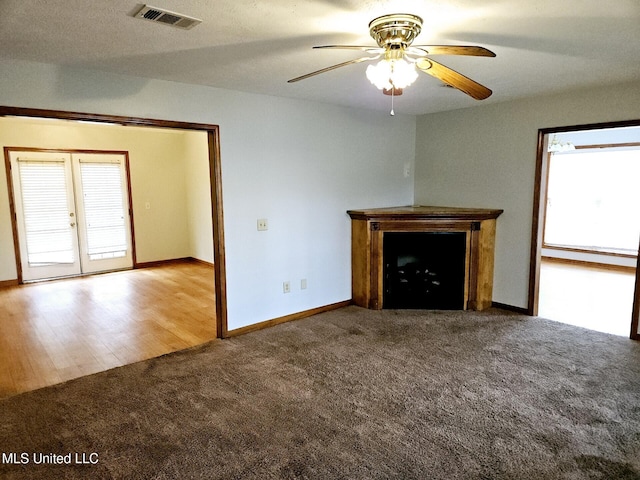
[
  {"left": 529, "top": 121, "right": 640, "bottom": 339},
  {"left": 0, "top": 106, "right": 227, "bottom": 340}
]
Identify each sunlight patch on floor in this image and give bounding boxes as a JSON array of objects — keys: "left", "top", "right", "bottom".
[{"left": 538, "top": 259, "right": 634, "bottom": 337}]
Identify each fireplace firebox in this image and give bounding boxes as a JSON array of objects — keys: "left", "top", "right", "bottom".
[
  {"left": 383, "top": 232, "right": 466, "bottom": 309},
  {"left": 347, "top": 206, "right": 503, "bottom": 311}
]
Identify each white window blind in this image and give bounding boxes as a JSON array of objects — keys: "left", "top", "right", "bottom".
[
  {"left": 79, "top": 162, "right": 128, "bottom": 260},
  {"left": 17, "top": 160, "right": 75, "bottom": 265}
]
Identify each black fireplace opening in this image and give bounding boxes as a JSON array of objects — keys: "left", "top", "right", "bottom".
[{"left": 383, "top": 232, "right": 467, "bottom": 309}]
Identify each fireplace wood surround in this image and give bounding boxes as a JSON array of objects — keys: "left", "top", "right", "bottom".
[{"left": 347, "top": 206, "right": 503, "bottom": 310}]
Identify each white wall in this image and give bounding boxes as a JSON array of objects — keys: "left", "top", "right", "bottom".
[
  {"left": 182, "top": 130, "right": 214, "bottom": 263},
  {"left": 414, "top": 80, "right": 640, "bottom": 309},
  {"left": 214, "top": 88, "right": 415, "bottom": 330},
  {"left": 0, "top": 59, "right": 415, "bottom": 330}
]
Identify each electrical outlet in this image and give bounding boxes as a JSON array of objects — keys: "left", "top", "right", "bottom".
[
  {"left": 257, "top": 218, "right": 268, "bottom": 231},
  {"left": 300, "top": 279, "right": 307, "bottom": 290},
  {"left": 283, "top": 281, "right": 291, "bottom": 293}
]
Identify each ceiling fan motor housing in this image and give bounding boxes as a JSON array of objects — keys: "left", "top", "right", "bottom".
[{"left": 369, "top": 14, "right": 423, "bottom": 48}]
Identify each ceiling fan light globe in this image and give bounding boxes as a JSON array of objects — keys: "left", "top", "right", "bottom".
[
  {"left": 390, "top": 59, "right": 418, "bottom": 88},
  {"left": 366, "top": 61, "right": 393, "bottom": 90},
  {"left": 366, "top": 59, "right": 418, "bottom": 90}
]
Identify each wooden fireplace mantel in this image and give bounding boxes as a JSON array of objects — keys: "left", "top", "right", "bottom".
[{"left": 347, "top": 205, "right": 503, "bottom": 311}]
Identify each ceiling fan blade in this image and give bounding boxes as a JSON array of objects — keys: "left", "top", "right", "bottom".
[
  {"left": 412, "top": 45, "right": 496, "bottom": 57},
  {"left": 416, "top": 58, "right": 492, "bottom": 100},
  {"left": 313, "top": 45, "right": 384, "bottom": 53},
  {"left": 287, "top": 55, "right": 379, "bottom": 83}
]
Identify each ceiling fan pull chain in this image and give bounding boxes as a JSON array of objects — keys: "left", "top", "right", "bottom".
[{"left": 390, "top": 84, "right": 395, "bottom": 116}]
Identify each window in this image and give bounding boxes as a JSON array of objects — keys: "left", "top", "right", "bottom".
[{"left": 544, "top": 147, "right": 640, "bottom": 256}]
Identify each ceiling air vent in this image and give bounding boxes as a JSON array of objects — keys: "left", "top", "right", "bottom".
[{"left": 134, "top": 5, "right": 202, "bottom": 30}]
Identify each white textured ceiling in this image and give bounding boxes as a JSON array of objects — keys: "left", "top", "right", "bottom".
[{"left": 1, "top": 0, "right": 639, "bottom": 115}]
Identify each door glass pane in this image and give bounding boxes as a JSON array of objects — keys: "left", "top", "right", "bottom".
[
  {"left": 17, "top": 161, "right": 75, "bottom": 265},
  {"left": 78, "top": 162, "right": 128, "bottom": 260}
]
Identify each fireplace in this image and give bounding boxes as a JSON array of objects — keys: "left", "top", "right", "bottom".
[
  {"left": 347, "top": 206, "right": 503, "bottom": 311},
  {"left": 383, "top": 232, "right": 466, "bottom": 309}
]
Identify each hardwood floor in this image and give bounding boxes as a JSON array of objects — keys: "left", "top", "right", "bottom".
[
  {"left": 538, "top": 258, "right": 635, "bottom": 337},
  {"left": 0, "top": 261, "right": 217, "bottom": 399}
]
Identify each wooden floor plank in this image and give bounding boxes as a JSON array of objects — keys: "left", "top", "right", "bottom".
[{"left": 0, "top": 261, "right": 217, "bottom": 399}]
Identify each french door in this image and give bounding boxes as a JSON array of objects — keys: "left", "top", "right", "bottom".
[{"left": 9, "top": 150, "right": 133, "bottom": 281}]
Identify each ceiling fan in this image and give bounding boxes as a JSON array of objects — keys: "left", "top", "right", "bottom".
[{"left": 288, "top": 13, "right": 495, "bottom": 100}]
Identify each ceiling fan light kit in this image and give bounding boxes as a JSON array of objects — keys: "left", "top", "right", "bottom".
[
  {"left": 288, "top": 13, "right": 495, "bottom": 109},
  {"left": 366, "top": 57, "right": 418, "bottom": 91}
]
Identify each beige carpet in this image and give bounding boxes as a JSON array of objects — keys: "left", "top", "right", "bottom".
[{"left": 1, "top": 306, "right": 639, "bottom": 479}]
